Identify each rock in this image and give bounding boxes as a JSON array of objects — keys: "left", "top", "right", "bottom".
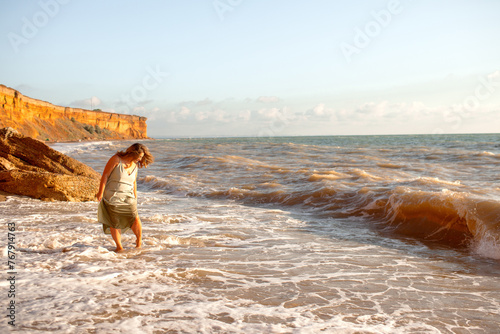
[{"left": 0, "top": 127, "right": 100, "bottom": 201}]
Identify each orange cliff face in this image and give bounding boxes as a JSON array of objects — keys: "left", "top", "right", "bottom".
[{"left": 0, "top": 85, "right": 148, "bottom": 142}]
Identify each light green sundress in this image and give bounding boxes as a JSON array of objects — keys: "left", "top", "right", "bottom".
[{"left": 98, "top": 161, "right": 138, "bottom": 234}]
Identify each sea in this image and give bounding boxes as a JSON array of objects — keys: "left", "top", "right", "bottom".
[{"left": 1, "top": 134, "right": 500, "bottom": 333}]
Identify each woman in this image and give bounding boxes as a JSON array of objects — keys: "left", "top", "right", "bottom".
[{"left": 96, "top": 143, "right": 154, "bottom": 252}]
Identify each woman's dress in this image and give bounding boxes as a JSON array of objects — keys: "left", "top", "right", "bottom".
[{"left": 98, "top": 161, "right": 138, "bottom": 234}]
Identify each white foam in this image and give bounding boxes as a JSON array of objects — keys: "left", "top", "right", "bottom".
[
  {"left": 50, "top": 141, "right": 116, "bottom": 155},
  {"left": 2, "top": 193, "right": 499, "bottom": 333},
  {"left": 473, "top": 233, "right": 500, "bottom": 260}
]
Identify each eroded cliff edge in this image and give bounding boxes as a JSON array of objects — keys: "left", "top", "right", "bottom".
[{"left": 0, "top": 85, "right": 148, "bottom": 142}]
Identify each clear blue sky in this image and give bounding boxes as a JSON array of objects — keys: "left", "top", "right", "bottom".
[{"left": 1, "top": 0, "right": 499, "bottom": 137}]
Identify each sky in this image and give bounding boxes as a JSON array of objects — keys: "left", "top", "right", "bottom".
[{"left": 1, "top": 0, "right": 499, "bottom": 138}]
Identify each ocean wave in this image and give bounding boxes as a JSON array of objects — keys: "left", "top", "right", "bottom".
[
  {"left": 408, "top": 177, "right": 462, "bottom": 188},
  {"left": 376, "top": 163, "right": 404, "bottom": 169},
  {"left": 140, "top": 175, "right": 204, "bottom": 196},
  {"left": 50, "top": 141, "right": 117, "bottom": 154},
  {"left": 477, "top": 151, "right": 499, "bottom": 158},
  {"left": 137, "top": 135, "right": 500, "bottom": 259},
  {"left": 308, "top": 171, "right": 349, "bottom": 181},
  {"left": 140, "top": 170, "right": 500, "bottom": 255}
]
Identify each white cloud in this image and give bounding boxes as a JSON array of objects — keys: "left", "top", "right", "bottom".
[
  {"left": 70, "top": 96, "right": 101, "bottom": 109},
  {"left": 196, "top": 98, "right": 213, "bottom": 106},
  {"left": 487, "top": 70, "right": 500, "bottom": 81},
  {"left": 195, "top": 111, "right": 209, "bottom": 121},
  {"left": 349, "top": 101, "right": 441, "bottom": 122},
  {"left": 213, "top": 109, "right": 229, "bottom": 122},
  {"left": 312, "top": 103, "right": 325, "bottom": 116},
  {"left": 141, "top": 96, "right": 500, "bottom": 138},
  {"left": 237, "top": 109, "right": 251, "bottom": 122},
  {"left": 178, "top": 98, "right": 213, "bottom": 106},
  {"left": 355, "top": 101, "right": 390, "bottom": 117},
  {"left": 179, "top": 106, "right": 191, "bottom": 116},
  {"left": 305, "top": 103, "right": 337, "bottom": 120},
  {"left": 256, "top": 96, "right": 281, "bottom": 103},
  {"left": 257, "top": 107, "right": 291, "bottom": 121}
]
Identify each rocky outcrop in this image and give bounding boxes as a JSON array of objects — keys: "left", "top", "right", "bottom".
[
  {"left": 0, "top": 127, "right": 100, "bottom": 201},
  {"left": 0, "top": 85, "right": 148, "bottom": 142}
]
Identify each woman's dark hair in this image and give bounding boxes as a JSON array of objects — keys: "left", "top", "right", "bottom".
[{"left": 116, "top": 143, "right": 154, "bottom": 168}]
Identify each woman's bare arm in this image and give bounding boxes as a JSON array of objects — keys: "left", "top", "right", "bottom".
[{"left": 134, "top": 178, "right": 137, "bottom": 199}]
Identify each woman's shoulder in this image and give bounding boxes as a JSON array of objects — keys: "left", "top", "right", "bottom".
[
  {"left": 109, "top": 154, "right": 119, "bottom": 161},
  {"left": 107, "top": 154, "right": 121, "bottom": 167},
  {"left": 102, "top": 154, "right": 121, "bottom": 177}
]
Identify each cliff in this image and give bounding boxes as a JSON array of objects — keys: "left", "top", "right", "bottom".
[{"left": 0, "top": 85, "right": 148, "bottom": 142}]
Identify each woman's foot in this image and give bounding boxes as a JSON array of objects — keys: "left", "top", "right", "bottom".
[{"left": 114, "top": 247, "right": 124, "bottom": 253}]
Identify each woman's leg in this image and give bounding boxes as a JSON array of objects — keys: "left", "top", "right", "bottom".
[
  {"left": 110, "top": 227, "right": 124, "bottom": 252},
  {"left": 131, "top": 217, "right": 142, "bottom": 248}
]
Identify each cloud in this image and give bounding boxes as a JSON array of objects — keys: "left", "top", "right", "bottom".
[
  {"left": 237, "top": 109, "right": 251, "bottom": 122},
  {"left": 177, "top": 98, "right": 213, "bottom": 106},
  {"left": 257, "top": 107, "right": 290, "bottom": 121},
  {"left": 196, "top": 98, "right": 213, "bottom": 106},
  {"left": 300, "top": 101, "right": 444, "bottom": 129},
  {"left": 195, "top": 111, "right": 209, "bottom": 121},
  {"left": 355, "top": 101, "right": 390, "bottom": 117},
  {"left": 256, "top": 96, "right": 281, "bottom": 103},
  {"left": 70, "top": 96, "right": 101, "bottom": 109},
  {"left": 179, "top": 106, "right": 191, "bottom": 116},
  {"left": 305, "top": 103, "right": 336, "bottom": 120},
  {"left": 134, "top": 94, "right": 500, "bottom": 138},
  {"left": 311, "top": 103, "right": 325, "bottom": 116},
  {"left": 487, "top": 70, "right": 500, "bottom": 81},
  {"left": 213, "top": 109, "right": 230, "bottom": 122},
  {"left": 351, "top": 101, "right": 438, "bottom": 121}
]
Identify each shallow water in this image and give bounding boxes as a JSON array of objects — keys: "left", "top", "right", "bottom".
[{"left": 2, "top": 134, "right": 500, "bottom": 333}]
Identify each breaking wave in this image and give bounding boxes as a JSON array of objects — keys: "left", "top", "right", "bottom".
[{"left": 140, "top": 153, "right": 500, "bottom": 257}]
